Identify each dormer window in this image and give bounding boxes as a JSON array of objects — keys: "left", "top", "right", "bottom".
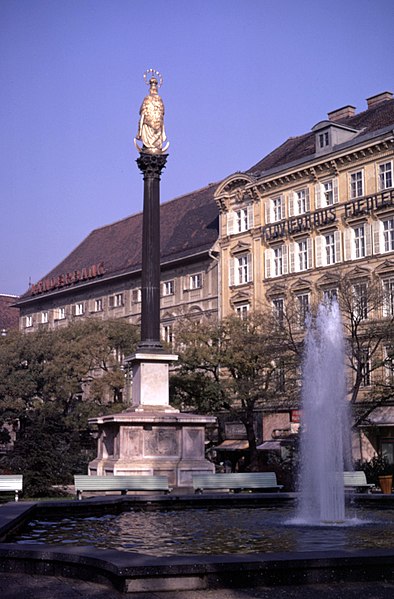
[{"left": 319, "top": 131, "right": 330, "bottom": 149}]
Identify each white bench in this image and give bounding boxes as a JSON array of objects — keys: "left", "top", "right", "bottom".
[
  {"left": 74, "top": 474, "right": 172, "bottom": 500},
  {"left": 193, "top": 472, "right": 283, "bottom": 493},
  {"left": 0, "top": 475, "right": 23, "bottom": 501},
  {"left": 343, "top": 471, "right": 374, "bottom": 492}
]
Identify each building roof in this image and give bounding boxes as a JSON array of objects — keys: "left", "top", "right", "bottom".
[
  {"left": 20, "top": 182, "right": 220, "bottom": 300},
  {"left": 0, "top": 295, "right": 20, "bottom": 331},
  {"left": 247, "top": 97, "right": 394, "bottom": 177},
  {"left": 18, "top": 93, "right": 394, "bottom": 304}
]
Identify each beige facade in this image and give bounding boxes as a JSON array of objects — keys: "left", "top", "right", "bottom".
[
  {"left": 18, "top": 255, "right": 218, "bottom": 343},
  {"left": 214, "top": 92, "right": 394, "bottom": 461}
]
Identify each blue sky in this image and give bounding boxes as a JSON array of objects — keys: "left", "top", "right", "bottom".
[{"left": 1, "top": 0, "right": 393, "bottom": 295}]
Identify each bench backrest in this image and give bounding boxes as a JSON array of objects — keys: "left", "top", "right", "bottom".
[
  {"left": 0, "top": 475, "right": 23, "bottom": 491},
  {"left": 74, "top": 475, "right": 169, "bottom": 491},
  {"left": 343, "top": 471, "right": 368, "bottom": 486},
  {"left": 193, "top": 472, "right": 279, "bottom": 488}
]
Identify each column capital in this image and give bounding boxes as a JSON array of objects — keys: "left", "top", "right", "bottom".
[{"left": 136, "top": 153, "right": 168, "bottom": 178}]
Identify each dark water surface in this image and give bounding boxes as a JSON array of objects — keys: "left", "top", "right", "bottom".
[{"left": 11, "top": 504, "right": 394, "bottom": 556}]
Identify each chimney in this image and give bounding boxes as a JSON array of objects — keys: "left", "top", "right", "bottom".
[
  {"left": 327, "top": 105, "right": 356, "bottom": 122},
  {"left": 366, "top": 91, "right": 393, "bottom": 109}
]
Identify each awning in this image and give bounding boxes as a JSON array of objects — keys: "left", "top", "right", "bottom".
[
  {"left": 358, "top": 406, "right": 394, "bottom": 427},
  {"left": 215, "top": 440, "right": 249, "bottom": 451},
  {"left": 256, "top": 441, "right": 282, "bottom": 451}
]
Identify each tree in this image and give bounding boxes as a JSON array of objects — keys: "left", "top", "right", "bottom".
[
  {"left": 333, "top": 274, "right": 394, "bottom": 428},
  {"left": 0, "top": 319, "right": 139, "bottom": 495},
  {"left": 171, "top": 311, "right": 299, "bottom": 468}
]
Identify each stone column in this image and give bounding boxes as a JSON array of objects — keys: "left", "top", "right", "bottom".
[{"left": 136, "top": 152, "right": 168, "bottom": 351}]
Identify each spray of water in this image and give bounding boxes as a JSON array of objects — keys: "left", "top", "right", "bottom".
[{"left": 297, "top": 301, "right": 350, "bottom": 524}]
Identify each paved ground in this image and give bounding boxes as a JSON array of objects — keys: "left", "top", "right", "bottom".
[{"left": 1, "top": 575, "right": 394, "bottom": 599}]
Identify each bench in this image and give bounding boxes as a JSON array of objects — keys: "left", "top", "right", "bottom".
[
  {"left": 0, "top": 475, "right": 23, "bottom": 502},
  {"left": 192, "top": 472, "right": 283, "bottom": 494},
  {"left": 343, "top": 471, "right": 374, "bottom": 493},
  {"left": 74, "top": 475, "right": 172, "bottom": 500}
]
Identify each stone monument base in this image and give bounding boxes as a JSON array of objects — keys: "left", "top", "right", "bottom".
[{"left": 88, "top": 409, "right": 216, "bottom": 487}]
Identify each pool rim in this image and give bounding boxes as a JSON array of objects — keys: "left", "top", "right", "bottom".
[{"left": 0, "top": 492, "right": 393, "bottom": 594}]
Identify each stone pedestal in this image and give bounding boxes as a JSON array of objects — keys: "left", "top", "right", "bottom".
[
  {"left": 88, "top": 410, "right": 216, "bottom": 487},
  {"left": 88, "top": 352, "right": 216, "bottom": 487}
]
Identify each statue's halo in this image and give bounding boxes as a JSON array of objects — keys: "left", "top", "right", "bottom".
[{"left": 143, "top": 69, "right": 163, "bottom": 88}]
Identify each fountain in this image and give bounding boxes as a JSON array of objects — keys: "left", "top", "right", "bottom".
[{"left": 296, "top": 300, "right": 351, "bottom": 525}]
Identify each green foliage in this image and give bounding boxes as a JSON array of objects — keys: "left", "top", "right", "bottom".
[
  {"left": 355, "top": 455, "right": 394, "bottom": 486},
  {"left": 0, "top": 319, "right": 138, "bottom": 496}
]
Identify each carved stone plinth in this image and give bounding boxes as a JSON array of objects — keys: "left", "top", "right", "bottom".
[{"left": 88, "top": 411, "right": 216, "bottom": 487}]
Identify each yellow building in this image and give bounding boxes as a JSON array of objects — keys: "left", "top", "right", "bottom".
[{"left": 215, "top": 91, "right": 394, "bottom": 461}]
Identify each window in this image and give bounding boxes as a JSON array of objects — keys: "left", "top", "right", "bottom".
[
  {"left": 288, "top": 188, "right": 310, "bottom": 216},
  {"left": 229, "top": 253, "right": 252, "bottom": 286},
  {"left": 315, "top": 179, "right": 339, "bottom": 208},
  {"left": 162, "top": 324, "right": 174, "bottom": 345},
  {"left": 379, "top": 161, "right": 393, "bottom": 190},
  {"left": 55, "top": 307, "right": 65, "bottom": 320},
  {"left": 24, "top": 315, "right": 33, "bottom": 328},
  {"left": 109, "top": 293, "right": 123, "bottom": 308},
  {"left": 94, "top": 299, "right": 103, "bottom": 312},
  {"left": 353, "top": 282, "right": 368, "bottom": 320},
  {"left": 265, "top": 196, "right": 285, "bottom": 223},
  {"left": 325, "top": 233, "right": 335, "bottom": 265},
  {"left": 296, "top": 189, "right": 309, "bottom": 214},
  {"left": 323, "top": 287, "right": 338, "bottom": 306},
  {"left": 163, "top": 280, "right": 175, "bottom": 296},
  {"left": 383, "top": 278, "right": 394, "bottom": 317},
  {"left": 344, "top": 224, "right": 372, "bottom": 260},
  {"left": 383, "top": 218, "right": 394, "bottom": 252},
  {"left": 319, "top": 131, "right": 330, "bottom": 149},
  {"left": 350, "top": 170, "right": 364, "bottom": 199},
  {"left": 272, "top": 298, "right": 284, "bottom": 325},
  {"left": 235, "top": 304, "right": 249, "bottom": 318},
  {"left": 189, "top": 273, "right": 202, "bottom": 289},
  {"left": 41, "top": 311, "right": 48, "bottom": 324},
  {"left": 274, "top": 246, "right": 284, "bottom": 276},
  {"left": 73, "top": 302, "right": 84, "bottom": 316},
  {"left": 227, "top": 205, "right": 254, "bottom": 234},
  {"left": 354, "top": 226, "right": 365, "bottom": 258},
  {"left": 297, "top": 293, "right": 310, "bottom": 325},
  {"left": 132, "top": 289, "right": 141, "bottom": 303},
  {"left": 289, "top": 238, "right": 312, "bottom": 272},
  {"left": 265, "top": 245, "right": 288, "bottom": 278},
  {"left": 383, "top": 346, "right": 394, "bottom": 382},
  {"left": 360, "top": 349, "right": 371, "bottom": 387}
]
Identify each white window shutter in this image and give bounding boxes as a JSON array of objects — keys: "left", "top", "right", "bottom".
[
  {"left": 280, "top": 196, "right": 286, "bottom": 219},
  {"left": 344, "top": 228, "right": 353, "bottom": 261},
  {"left": 307, "top": 237, "right": 313, "bottom": 268},
  {"left": 229, "top": 257, "right": 235, "bottom": 286},
  {"left": 315, "top": 183, "right": 322, "bottom": 209},
  {"left": 372, "top": 220, "right": 383, "bottom": 254},
  {"left": 333, "top": 178, "right": 339, "bottom": 204},
  {"left": 265, "top": 201, "right": 271, "bottom": 224},
  {"left": 247, "top": 253, "right": 252, "bottom": 282},
  {"left": 282, "top": 245, "right": 288, "bottom": 274},
  {"left": 247, "top": 204, "right": 254, "bottom": 229},
  {"left": 264, "top": 249, "right": 271, "bottom": 279},
  {"left": 365, "top": 224, "right": 372, "bottom": 256},
  {"left": 227, "top": 212, "right": 234, "bottom": 235},
  {"left": 288, "top": 192, "right": 294, "bottom": 217},
  {"left": 305, "top": 188, "right": 311, "bottom": 212},
  {"left": 334, "top": 230, "right": 342, "bottom": 263},
  {"left": 289, "top": 242, "right": 296, "bottom": 273},
  {"left": 315, "top": 235, "right": 324, "bottom": 267}
]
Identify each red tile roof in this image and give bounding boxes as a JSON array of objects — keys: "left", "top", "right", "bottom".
[
  {"left": 22, "top": 182, "right": 220, "bottom": 298},
  {"left": 248, "top": 98, "right": 394, "bottom": 176}
]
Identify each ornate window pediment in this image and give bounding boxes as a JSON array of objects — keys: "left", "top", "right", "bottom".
[
  {"left": 289, "top": 278, "right": 312, "bottom": 293},
  {"left": 375, "top": 259, "right": 394, "bottom": 275},
  {"left": 230, "top": 241, "right": 251, "bottom": 255},
  {"left": 230, "top": 290, "right": 251, "bottom": 305}
]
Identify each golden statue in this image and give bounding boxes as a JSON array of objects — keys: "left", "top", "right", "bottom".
[{"left": 135, "top": 69, "right": 169, "bottom": 154}]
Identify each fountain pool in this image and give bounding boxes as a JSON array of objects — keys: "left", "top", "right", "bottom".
[{"left": 9, "top": 500, "right": 394, "bottom": 556}]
